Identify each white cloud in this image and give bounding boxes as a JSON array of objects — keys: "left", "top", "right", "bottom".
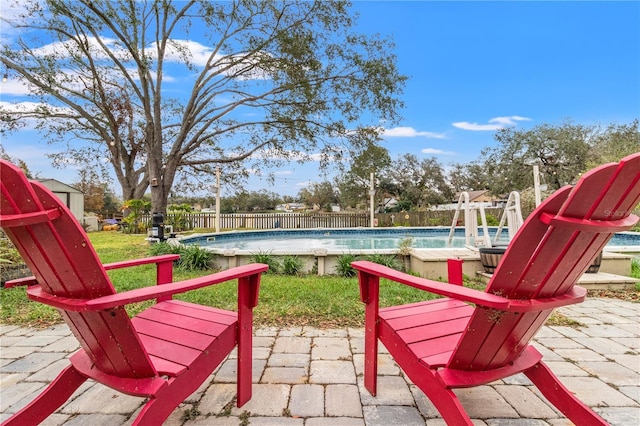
[
  {"left": 452, "top": 116, "right": 531, "bottom": 131},
  {"left": 0, "top": 77, "right": 35, "bottom": 96},
  {"left": 421, "top": 148, "right": 455, "bottom": 155},
  {"left": 383, "top": 126, "right": 446, "bottom": 139},
  {"left": 0, "top": 101, "right": 76, "bottom": 131},
  {"left": 0, "top": 100, "right": 71, "bottom": 114}
]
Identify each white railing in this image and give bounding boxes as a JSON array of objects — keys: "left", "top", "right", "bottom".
[
  {"left": 493, "top": 191, "right": 523, "bottom": 244},
  {"left": 447, "top": 192, "right": 491, "bottom": 248},
  {"left": 447, "top": 191, "right": 523, "bottom": 248}
]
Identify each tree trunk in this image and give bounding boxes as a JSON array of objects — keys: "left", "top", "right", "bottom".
[{"left": 150, "top": 184, "right": 168, "bottom": 216}]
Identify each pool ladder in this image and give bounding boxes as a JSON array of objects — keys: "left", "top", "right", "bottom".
[{"left": 447, "top": 191, "right": 523, "bottom": 248}]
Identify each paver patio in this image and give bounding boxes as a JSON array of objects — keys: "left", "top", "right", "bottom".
[{"left": 1, "top": 297, "right": 638, "bottom": 425}]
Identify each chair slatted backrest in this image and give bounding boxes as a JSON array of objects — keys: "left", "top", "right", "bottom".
[
  {"left": 449, "top": 153, "right": 640, "bottom": 371},
  {"left": 0, "top": 160, "right": 157, "bottom": 378}
]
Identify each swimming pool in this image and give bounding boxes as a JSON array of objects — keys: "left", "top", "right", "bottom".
[{"left": 179, "top": 227, "right": 640, "bottom": 253}]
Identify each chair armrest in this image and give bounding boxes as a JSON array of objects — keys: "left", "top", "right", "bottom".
[
  {"left": 26, "top": 263, "right": 269, "bottom": 312},
  {"left": 3, "top": 276, "right": 39, "bottom": 288},
  {"left": 3, "top": 254, "right": 181, "bottom": 289},
  {"left": 104, "top": 254, "right": 181, "bottom": 292},
  {"left": 352, "top": 261, "right": 587, "bottom": 312},
  {"left": 352, "top": 260, "right": 511, "bottom": 310},
  {"left": 506, "top": 286, "right": 587, "bottom": 312},
  {"left": 102, "top": 254, "right": 180, "bottom": 271}
]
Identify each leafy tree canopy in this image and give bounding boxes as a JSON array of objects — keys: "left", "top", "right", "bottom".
[
  {"left": 447, "top": 119, "right": 638, "bottom": 197},
  {"left": 0, "top": 0, "right": 406, "bottom": 213}
]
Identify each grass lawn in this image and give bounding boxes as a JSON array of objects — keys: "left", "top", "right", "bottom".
[
  {"left": 1, "top": 231, "right": 434, "bottom": 328},
  {"left": 2, "top": 231, "right": 637, "bottom": 328}
]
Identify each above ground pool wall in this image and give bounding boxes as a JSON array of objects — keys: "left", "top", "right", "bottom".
[
  {"left": 409, "top": 249, "right": 484, "bottom": 280},
  {"left": 207, "top": 247, "right": 637, "bottom": 287}
]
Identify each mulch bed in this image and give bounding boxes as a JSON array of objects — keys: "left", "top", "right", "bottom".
[{"left": 588, "top": 289, "right": 640, "bottom": 302}]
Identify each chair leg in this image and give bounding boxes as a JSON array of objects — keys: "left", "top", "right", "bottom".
[
  {"left": 131, "top": 395, "right": 177, "bottom": 426},
  {"left": 2, "top": 365, "right": 86, "bottom": 426},
  {"left": 236, "top": 318, "right": 253, "bottom": 407},
  {"left": 525, "top": 362, "right": 608, "bottom": 425},
  {"left": 363, "top": 314, "right": 379, "bottom": 395},
  {"left": 428, "top": 387, "right": 475, "bottom": 426}
]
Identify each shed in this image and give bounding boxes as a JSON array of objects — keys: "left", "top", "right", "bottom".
[{"left": 38, "top": 179, "right": 84, "bottom": 221}]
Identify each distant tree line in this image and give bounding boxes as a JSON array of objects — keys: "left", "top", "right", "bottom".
[
  {"left": 3, "top": 119, "right": 637, "bottom": 215},
  {"left": 334, "top": 119, "right": 639, "bottom": 212}
]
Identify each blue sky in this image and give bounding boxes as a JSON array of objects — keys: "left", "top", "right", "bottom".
[{"left": 1, "top": 1, "right": 639, "bottom": 198}]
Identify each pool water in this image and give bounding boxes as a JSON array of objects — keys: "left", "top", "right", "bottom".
[{"left": 180, "top": 228, "right": 640, "bottom": 252}]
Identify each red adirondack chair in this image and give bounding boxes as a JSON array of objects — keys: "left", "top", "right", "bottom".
[
  {"left": 353, "top": 153, "right": 640, "bottom": 425},
  {"left": 0, "top": 159, "right": 268, "bottom": 426}
]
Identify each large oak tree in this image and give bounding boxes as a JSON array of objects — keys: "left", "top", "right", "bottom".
[{"left": 0, "top": 0, "right": 406, "bottom": 213}]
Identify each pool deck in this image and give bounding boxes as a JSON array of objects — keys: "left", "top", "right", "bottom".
[
  {"left": 409, "top": 247, "right": 639, "bottom": 290},
  {"left": 1, "top": 297, "right": 639, "bottom": 425}
]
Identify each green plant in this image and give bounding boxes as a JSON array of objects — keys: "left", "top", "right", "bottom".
[
  {"left": 282, "top": 255, "right": 303, "bottom": 276},
  {"left": 631, "top": 256, "right": 639, "bottom": 279},
  {"left": 250, "top": 251, "right": 280, "bottom": 274},
  {"left": 397, "top": 237, "right": 413, "bottom": 256},
  {"left": 167, "top": 204, "right": 194, "bottom": 232},
  {"left": 147, "top": 241, "right": 181, "bottom": 257},
  {"left": 121, "top": 199, "right": 151, "bottom": 234},
  {"left": 0, "top": 237, "right": 22, "bottom": 264},
  {"left": 485, "top": 214, "right": 500, "bottom": 226},
  {"left": 335, "top": 253, "right": 358, "bottom": 277},
  {"left": 178, "top": 245, "right": 213, "bottom": 271},
  {"left": 365, "top": 253, "right": 400, "bottom": 270}
]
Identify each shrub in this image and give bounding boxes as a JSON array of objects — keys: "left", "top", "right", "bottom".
[
  {"left": 148, "top": 241, "right": 181, "bottom": 257},
  {"left": 166, "top": 204, "right": 194, "bottom": 232},
  {"left": 147, "top": 242, "right": 211, "bottom": 271},
  {"left": 250, "top": 251, "right": 280, "bottom": 274},
  {"left": 485, "top": 214, "right": 500, "bottom": 226},
  {"left": 397, "top": 237, "right": 413, "bottom": 256},
  {"left": 282, "top": 255, "right": 304, "bottom": 276},
  {"left": 178, "top": 245, "right": 213, "bottom": 271},
  {"left": 121, "top": 199, "right": 151, "bottom": 234},
  {"left": 336, "top": 253, "right": 358, "bottom": 277},
  {"left": 365, "top": 253, "right": 400, "bottom": 270},
  {"left": 0, "top": 236, "right": 22, "bottom": 264}
]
